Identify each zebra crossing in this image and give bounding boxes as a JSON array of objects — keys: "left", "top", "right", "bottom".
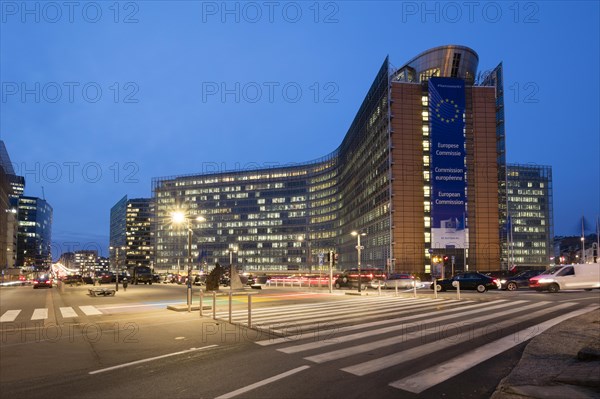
[
  {"left": 214, "top": 296, "right": 598, "bottom": 394},
  {"left": 0, "top": 305, "right": 104, "bottom": 322}
]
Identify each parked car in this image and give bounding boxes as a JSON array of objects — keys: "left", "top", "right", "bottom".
[
  {"left": 384, "top": 273, "right": 421, "bottom": 289},
  {"left": 483, "top": 270, "right": 515, "bottom": 281},
  {"left": 334, "top": 268, "right": 386, "bottom": 289},
  {"left": 500, "top": 269, "right": 543, "bottom": 291},
  {"left": 95, "top": 271, "right": 114, "bottom": 284},
  {"left": 33, "top": 275, "right": 53, "bottom": 289},
  {"left": 62, "top": 274, "right": 83, "bottom": 285},
  {"left": 430, "top": 272, "right": 500, "bottom": 293},
  {"left": 82, "top": 276, "right": 94, "bottom": 285},
  {"left": 529, "top": 263, "right": 600, "bottom": 293}
]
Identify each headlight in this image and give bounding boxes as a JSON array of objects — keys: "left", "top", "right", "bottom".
[
  {"left": 538, "top": 278, "right": 554, "bottom": 284},
  {"left": 500, "top": 279, "right": 507, "bottom": 284}
]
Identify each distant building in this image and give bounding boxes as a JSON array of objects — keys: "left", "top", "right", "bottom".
[
  {"left": 506, "top": 164, "right": 554, "bottom": 268},
  {"left": 74, "top": 250, "right": 99, "bottom": 274},
  {"left": 58, "top": 252, "right": 76, "bottom": 269},
  {"left": 97, "top": 256, "right": 110, "bottom": 271},
  {"left": 109, "top": 195, "right": 127, "bottom": 269},
  {"left": 0, "top": 140, "right": 23, "bottom": 270},
  {"left": 16, "top": 196, "right": 53, "bottom": 269},
  {"left": 110, "top": 196, "right": 155, "bottom": 271},
  {"left": 1, "top": 166, "right": 12, "bottom": 269},
  {"left": 125, "top": 198, "right": 155, "bottom": 269}
]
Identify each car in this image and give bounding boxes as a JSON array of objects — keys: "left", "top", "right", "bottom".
[
  {"left": 33, "top": 275, "right": 53, "bottom": 289},
  {"left": 334, "top": 268, "right": 386, "bottom": 289},
  {"left": 62, "top": 274, "right": 83, "bottom": 285},
  {"left": 384, "top": 273, "right": 421, "bottom": 289},
  {"left": 483, "top": 270, "right": 515, "bottom": 281},
  {"left": 95, "top": 271, "right": 114, "bottom": 284},
  {"left": 430, "top": 272, "right": 499, "bottom": 293},
  {"left": 529, "top": 263, "right": 600, "bottom": 292},
  {"left": 500, "top": 269, "right": 543, "bottom": 291},
  {"left": 82, "top": 276, "right": 94, "bottom": 285}
]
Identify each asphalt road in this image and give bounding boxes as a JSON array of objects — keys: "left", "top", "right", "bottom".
[{"left": 1, "top": 283, "right": 598, "bottom": 398}]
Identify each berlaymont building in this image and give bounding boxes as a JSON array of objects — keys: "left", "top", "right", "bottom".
[{"left": 153, "top": 45, "right": 522, "bottom": 275}]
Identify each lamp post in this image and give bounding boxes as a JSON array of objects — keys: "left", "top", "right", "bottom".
[
  {"left": 110, "top": 245, "right": 125, "bottom": 292},
  {"left": 172, "top": 211, "right": 205, "bottom": 312},
  {"left": 581, "top": 236, "right": 585, "bottom": 263},
  {"left": 229, "top": 246, "right": 238, "bottom": 291},
  {"left": 351, "top": 231, "right": 366, "bottom": 293}
]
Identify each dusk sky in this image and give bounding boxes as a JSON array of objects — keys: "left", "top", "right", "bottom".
[{"left": 1, "top": 1, "right": 599, "bottom": 259}]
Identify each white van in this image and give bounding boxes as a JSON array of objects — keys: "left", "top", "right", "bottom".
[{"left": 529, "top": 263, "right": 600, "bottom": 293}]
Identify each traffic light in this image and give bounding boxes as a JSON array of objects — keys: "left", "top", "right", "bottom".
[
  {"left": 334, "top": 253, "right": 339, "bottom": 265},
  {"left": 443, "top": 256, "right": 450, "bottom": 267}
]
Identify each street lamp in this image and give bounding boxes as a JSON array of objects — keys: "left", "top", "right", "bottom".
[
  {"left": 581, "top": 236, "right": 585, "bottom": 263},
  {"left": 351, "top": 231, "right": 366, "bottom": 293},
  {"left": 229, "top": 246, "right": 238, "bottom": 291},
  {"left": 172, "top": 211, "right": 206, "bottom": 312},
  {"left": 109, "top": 245, "right": 126, "bottom": 291}
]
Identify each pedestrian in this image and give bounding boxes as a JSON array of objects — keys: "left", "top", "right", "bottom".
[{"left": 122, "top": 277, "right": 128, "bottom": 291}]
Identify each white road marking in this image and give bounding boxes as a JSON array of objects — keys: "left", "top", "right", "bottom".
[
  {"left": 79, "top": 306, "right": 102, "bottom": 316},
  {"left": 0, "top": 310, "right": 21, "bottom": 323},
  {"left": 89, "top": 345, "right": 218, "bottom": 375},
  {"left": 59, "top": 307, "right": 78, "bottom": 318},
  {"left": 220, "top": 296, "right": 418, "bottom": 318},
  {"left": 214, "top": 365, "right": 311, "bottom": 399},
  {"left": 256, "top": 299, "right": 464, "bottom": 346},
  {"left": 297, "top": 301, "right": 528, "bottom": 359},
  {"left": 343, "top": 302, "right": 575, "bottom": 376},
  {"left": 224, "top": 299, "right": 426, "bottom": 325},
  {"left": 389, "top": 305, "right": 599, "bottom": 393},
  {"left": 31, "top": 308, "right": 48, "bottom": 320}
]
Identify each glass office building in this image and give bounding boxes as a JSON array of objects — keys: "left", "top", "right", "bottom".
[
  {"left": 506, "top": 164, "right": 554, "bottom": 268},
  {"left": 16, "top": 196, "right": 53, "bottom": 269},
  {"left": 110, "top": 196, "right": 155, "bottom": 270},
  {"left": 154, "top": 45, "right": 508, "bottom": 274}
]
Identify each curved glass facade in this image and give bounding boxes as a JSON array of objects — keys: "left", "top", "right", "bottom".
[{"left": 154, "top": 46, "right": 507, "bottom": 274}]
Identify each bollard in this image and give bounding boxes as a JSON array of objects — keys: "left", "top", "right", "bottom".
[
  {"left": 378, "top": 282, "right": 381, "bottom": 296},
  {"left": 395, "top": 280, "right": 398, "bottom": 297},
  {"left": 199, "top": 289, "right": 203, "bottom": 317},
  {"left": 212, "top": 291, "right": 216, "bottom": 320},
  {"left": 456, "top": 281, "right": 461, "bottom": 301},
  {"left": 413, "top": 280, "right": 417, "bottom": 298},
  {"left": 248, "top": 293, "right": 252, "bottom": 328},
  {"left": 434, "top": 278, "right": 438, "bottom": 299},
  {"left": 228, "top": 291, "right": 232, "bottom": 324}
]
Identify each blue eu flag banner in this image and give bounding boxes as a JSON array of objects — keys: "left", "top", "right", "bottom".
[{"left": 429, "top": 77, "right": 468, "bottom": 249}]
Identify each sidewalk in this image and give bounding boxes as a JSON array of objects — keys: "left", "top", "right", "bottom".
[{"left": 492, "top": 307, "right": 600, "bottom": 399}]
